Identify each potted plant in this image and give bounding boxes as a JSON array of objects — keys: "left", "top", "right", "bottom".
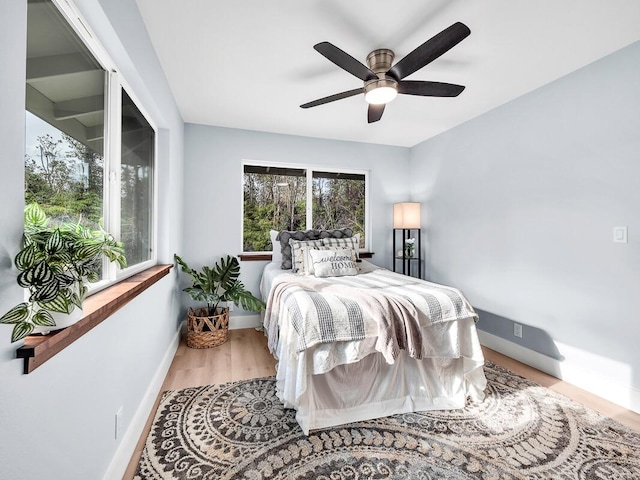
[
  {"left": 174, "top": 254, "right": 265, "bottom": 348},
  {"left": 0, "top": 203, "right": 127, "bottom": 342}
]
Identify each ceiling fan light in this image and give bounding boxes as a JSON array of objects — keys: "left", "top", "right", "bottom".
[{"left": 365, "top": 86, "right": 397, "bottom": 105}]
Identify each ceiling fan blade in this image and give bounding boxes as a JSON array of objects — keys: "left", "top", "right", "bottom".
[
  {"left": 368, "top": 104, "right": 385, "bottom": 123},
  {"left": 388, "top": 22, "right": 471, "bottom": 81},
  {"left": 300, "top": 88, "right": 364, "bottom": 109},
  {"left": 397, "top": 80, "right": 465, "bottom": 97},
  {"left": 314, "top": 42, "right": 377, "bottom": 82}
]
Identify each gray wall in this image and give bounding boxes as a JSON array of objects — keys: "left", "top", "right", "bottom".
[
  {"left": 182, "top": 124, "right": 411, "bottom": 319},
  {"left": 0, "top": 1, "right": 184, "bottom": 479},
  {"left": 410, "top": 41, "right": 640, "bottom": 401}
]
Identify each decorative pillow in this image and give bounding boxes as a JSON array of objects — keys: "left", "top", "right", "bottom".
[
  {"left": 309, "top": 248, "right": 358, "bottom": 278},
  {"left": 277, "top": 228, "right": 353, "bottom": 269},
  {"left": 270, "top": 230, "right": 282, "bottom": 264},
  {"left": 289, "top": 239, "right": 324, "bottom": 273},
  {"left": 321, "top": 233, "right": 360, "bottom": 260}
]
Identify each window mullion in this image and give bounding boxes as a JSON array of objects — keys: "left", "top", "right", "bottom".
[
  {"left": 305, "top": 168, "right": 313, "bottom": 229},
  {"left": 104, "top": 72, "right": 122, "bottom": 281}
]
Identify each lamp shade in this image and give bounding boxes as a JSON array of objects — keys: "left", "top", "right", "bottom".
[{"left": 393, "top": 202, "right": 421, "bottom": 229}]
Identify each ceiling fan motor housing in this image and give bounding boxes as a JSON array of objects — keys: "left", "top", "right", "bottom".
[
  {"left": 366, "top": 48, "right": 394, "bottom": 73},
  {"left": 364, "top": 48, "right": 398, "bottom": 104}
]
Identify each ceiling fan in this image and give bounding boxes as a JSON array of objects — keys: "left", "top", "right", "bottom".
[{"left": 300, "top": 22, "right": 470, "bottom": 123}]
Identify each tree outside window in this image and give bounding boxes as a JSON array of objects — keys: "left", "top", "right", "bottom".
[{"left": 243, "top": 164, "right": 367, "bottom": 252}]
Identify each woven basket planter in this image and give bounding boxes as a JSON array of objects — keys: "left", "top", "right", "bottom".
[{"left": 186, "top": 307, "right": 229, "bottom": 349}]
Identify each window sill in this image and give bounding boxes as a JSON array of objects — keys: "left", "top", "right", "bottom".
[
  {"left": 239, "top": 252, "right": 375, "bottom": 261},
  {"left": 16, "top": 264, "right": 173, "bottom": 374}
]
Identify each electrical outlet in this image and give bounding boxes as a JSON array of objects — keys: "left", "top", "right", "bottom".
[
  {"left": 513, "top": 323, "right": 523, "bottom": 339},
  {"left": 614, "top": 226, "right": 628, "bottom": 243},
  {"left": 227, "top": 301, "right": 234, "bottom": 312},
  {"left": 115, "top": 406, "right": 123, "bottom": 440}
]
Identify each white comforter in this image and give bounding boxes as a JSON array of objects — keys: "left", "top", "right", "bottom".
[{"left": 260, "top": 261, "right": 487, "bottom": 433}]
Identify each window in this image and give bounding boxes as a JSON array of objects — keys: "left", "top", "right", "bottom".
[
  {"left": 243, "top": 163, "right": 368, "bottom": 252},
  {"left": 120, "top": 91, "right": 154, "bottom": 266},
  {"left": 25, "top": 0, "right": 156, "bottom": 282}
]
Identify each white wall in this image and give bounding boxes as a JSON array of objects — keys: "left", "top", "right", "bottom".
[
  {"left": 410, "top": 41, "right": 640, "bottom": 412},
  {"left": 0, "top": 1, "right": 185, "bottom": 479},
  {"left": 182, "top": 124, "right": 411, "bottom": 323}
]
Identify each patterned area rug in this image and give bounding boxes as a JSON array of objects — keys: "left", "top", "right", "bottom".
[{"left": 134, "top": 362, "right": 640, "bottom": 479}]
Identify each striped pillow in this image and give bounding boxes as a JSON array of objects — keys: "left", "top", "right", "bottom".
[
  {"left": 321, "top": 234, "right": 360, "bottom": 260},
  {"left": 289, "top": 239, "right": 324, "bottom": 273}
]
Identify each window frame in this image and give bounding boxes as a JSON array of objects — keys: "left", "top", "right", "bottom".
[
  {"left": 28, "top": 0, "right": 158, "bottom": 292},
  {"left": 241, "top": 159, "right": 371, "bottom": 253}
]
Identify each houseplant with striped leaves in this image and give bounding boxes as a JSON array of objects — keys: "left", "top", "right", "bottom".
[{"left": 0, "top": 203, "right": 127, "bottom": 342}]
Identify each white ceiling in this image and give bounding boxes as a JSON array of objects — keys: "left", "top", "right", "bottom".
[{"left": 135, "top": 0, "right": 640, "bottom": 147}]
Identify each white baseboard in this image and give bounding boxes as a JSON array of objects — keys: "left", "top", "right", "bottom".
[
  {"left": 229, "top": 313, "right": 261, "bottom": 330},
  {"left": 103, "top": 326, "right": 182, "bottom": 480},
  {"left": 478, "top": 330, "right": 640, "bottom": 414}
]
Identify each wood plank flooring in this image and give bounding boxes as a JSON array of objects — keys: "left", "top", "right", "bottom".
[{"left": 123, "top": 328, "right": 640, "bottom": 479}]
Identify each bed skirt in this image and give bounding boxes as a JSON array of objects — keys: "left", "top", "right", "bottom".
[
  {"left": 275, "top": 343, "right": 486, "bottom": 434},
  {"left": 261, "top": 262, "right": 487, "bottom": 434}
]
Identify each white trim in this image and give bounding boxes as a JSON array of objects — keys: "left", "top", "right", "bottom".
[
  {"left": 102, "top": 325, "right": 182, "bottom": 480},
  {"left": 305, "top": 171, "right": 313, "bottom": 229},
  {"left": 106, "top": 71, "right": 122, "bottom": 278},
  {"left": 478, "top": 330, "right": 640, "bottom": 414},
  {"left": 53, "top": 0, "right": 117, "bottom": 73},
  {"left": 229, "top": 313, "right": 262, "bottom": 330}
]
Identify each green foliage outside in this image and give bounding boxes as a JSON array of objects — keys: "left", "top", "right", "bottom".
[
  {"left": 25, "top": 126, "right": 151, "bottom": 267},
  {"left": 312, "top": 177, "right": 365, "bottom": 246},
  {"left": 25, "top": 132, "right": 104, "bottom": 229},
  {"left": 243, "top": 172, "right": 366, "bottom": 251}
]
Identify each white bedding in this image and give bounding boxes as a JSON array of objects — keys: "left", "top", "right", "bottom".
[{"left": 261, "top": 261, "right": 487, "bottom": 434}]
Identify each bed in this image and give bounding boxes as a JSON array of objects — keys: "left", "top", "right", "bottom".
[{"left": 260, "top": 229, "right": 487, "bottom": 434}]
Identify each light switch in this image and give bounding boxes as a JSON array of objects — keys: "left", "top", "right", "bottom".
[{"left": 613, "top": 226, "right": 628, "bottom": 243}]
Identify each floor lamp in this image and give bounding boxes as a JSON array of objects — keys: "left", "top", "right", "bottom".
[{"left": 393, "top": 202, "right": 421, "bottom": 278}]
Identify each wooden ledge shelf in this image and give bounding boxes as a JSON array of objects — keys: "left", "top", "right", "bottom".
[
  {"left": 16, "top": 264, "right": 173, "bottom": 374},
  {"left": 239, "top": 252, "right": 374, "bottom": 261}
]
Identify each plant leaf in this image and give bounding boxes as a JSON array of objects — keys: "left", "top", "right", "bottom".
[
  {"left": 225, "top": 283, "right": 265, "bottom": 312},
  {"left": 24, "top": 203, "right": 47, "bottom": 228},
  {"left": 0, "top": 303, "right": 30, "bottom": 324},
  {"left": 11, "top": 322, "right": 35, "bottom": 342},
  {"left": 212, "top": 255, "right": 240, "bottom": 292},
  {"left": 14, "top": 245, "right": 37, "bottom": 271},
  {"left": 45, "top": 228, "right": 64, "bottom": 255},
  {"left": 37, "top": 293, "right": 72, "bottom": 314},
  {"left": 70, "top": 291, "right": 83, "bottom": 309},
  {"left": 75, "top": 242, "right": 103, "bottom": 261},
  {"left": 56, "top": 273, "right": 76, "bottom": 287},
  {"left": 174, "top": 254, "right": 198, "bottom": 278},
  {"left": 86, "top": 271, "right": 99, "bottom": 283},
  {"left": 18, "top": 261, "right": 55, "bottom": 287},
  {"left": 32, "top": 309, "right": 56, "bottom": 327},
  {"left": 78, "top": 283, "right": 88, "bottom": 302},
  {"left": 30, "top": 279, "right": 60, "bottom": 303}
]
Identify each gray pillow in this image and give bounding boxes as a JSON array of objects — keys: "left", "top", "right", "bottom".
[{"left": 277, "top": 228, "right": 353, "bottom": 269}]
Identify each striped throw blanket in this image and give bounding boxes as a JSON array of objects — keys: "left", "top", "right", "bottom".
[{"left": 264, "top": 268, "right": 478, "bottom": 364}]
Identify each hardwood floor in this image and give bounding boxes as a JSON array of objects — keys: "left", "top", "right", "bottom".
[{"left": 123, "top": 328, "right": 640, "bottom": 479}]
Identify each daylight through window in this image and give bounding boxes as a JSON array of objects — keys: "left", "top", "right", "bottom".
[
  {"left": 243, "top": 164, "right": 367, "bottom": 252},
  {"left": 25, "top": 0, "right": 156, "bottom": 282}
]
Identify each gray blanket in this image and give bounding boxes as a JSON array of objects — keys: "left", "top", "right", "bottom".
[{"left": 264, "top": 268, "right": 478, "bottom": 364}]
